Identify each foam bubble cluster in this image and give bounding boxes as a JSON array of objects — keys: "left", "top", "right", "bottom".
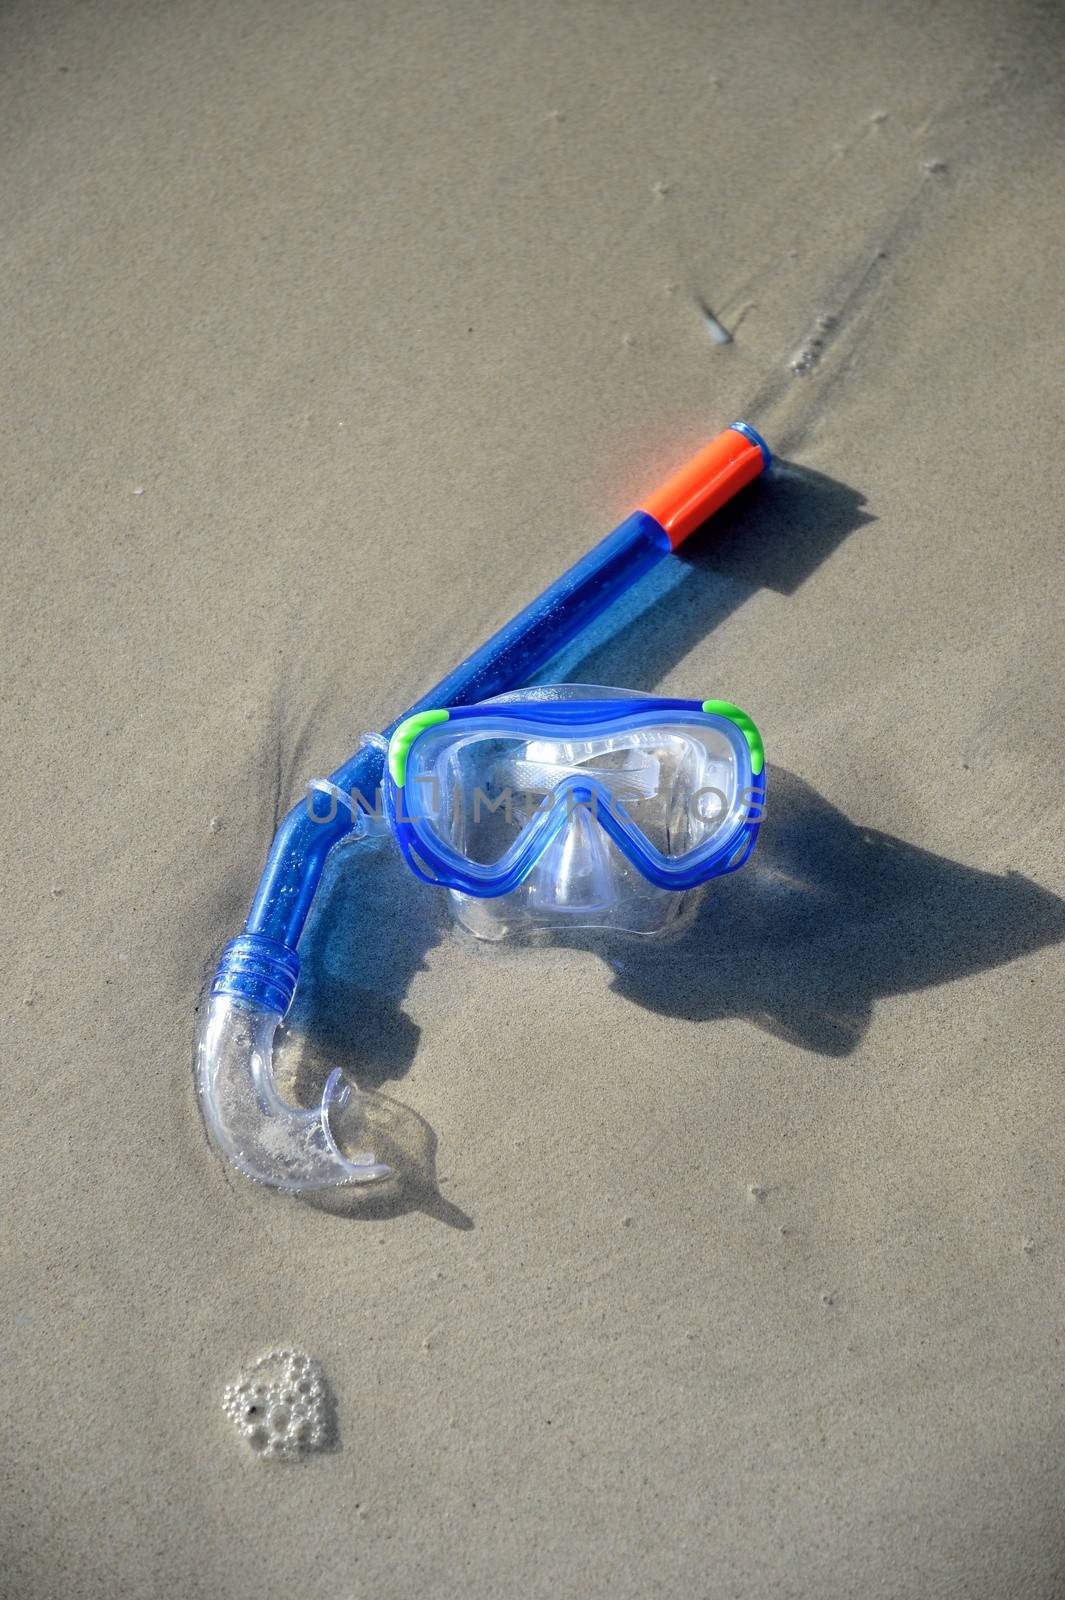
[{"left": 222, "top": 1348, "right": 329, "bottom": 1460}]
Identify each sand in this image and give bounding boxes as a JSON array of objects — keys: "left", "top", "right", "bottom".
[{"left": 3, "top": 0, "right": 1065, "bottom": 1595}]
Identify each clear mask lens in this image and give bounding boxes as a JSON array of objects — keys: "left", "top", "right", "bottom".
[{"left": 403, "top": 720, "right": 743, "bottom": 871}]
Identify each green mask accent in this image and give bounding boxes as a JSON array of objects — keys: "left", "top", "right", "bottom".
[
  {"left": 701, "top": 700, "right": 764, "bottom": 776},
  {"left": 388, "top": 709, "right": 451, "bottom": 787}
]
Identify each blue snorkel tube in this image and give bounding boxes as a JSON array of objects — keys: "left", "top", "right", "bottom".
[{"left": 197, "top": 421, "right": 771, "bottom": 1190}]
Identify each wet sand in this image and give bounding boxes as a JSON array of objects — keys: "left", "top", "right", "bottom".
[{"left": 3, "top": 1, "right": 1065, "bottom": 1595}]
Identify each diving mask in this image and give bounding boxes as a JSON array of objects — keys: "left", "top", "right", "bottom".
[{"left": 385, "top": 685, "right": 765, "bottom": 938}]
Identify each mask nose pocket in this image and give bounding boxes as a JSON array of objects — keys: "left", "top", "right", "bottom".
[{"left": 526, "top": 799, "right": 619, "bottom": 914}]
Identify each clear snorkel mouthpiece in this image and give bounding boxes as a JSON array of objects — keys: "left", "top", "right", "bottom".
[{"left": 197, "top": 937, "right": 393, "bottom": 1192}]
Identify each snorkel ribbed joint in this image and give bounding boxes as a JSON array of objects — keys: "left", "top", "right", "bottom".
[{"left": 212, "top": 933, "right": 300, "bottom": 1015}]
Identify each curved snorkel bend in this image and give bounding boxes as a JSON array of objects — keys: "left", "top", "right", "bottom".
[{"left": 196, "top": 422, "right": 771, "bottom": 1191}]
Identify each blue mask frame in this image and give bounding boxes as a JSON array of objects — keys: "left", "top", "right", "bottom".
[{"left": 385, "top": 696, "right": 766, "bottom": 898}]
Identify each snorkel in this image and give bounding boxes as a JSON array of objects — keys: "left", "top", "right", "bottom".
[{"left": 197, "top": 421, "right": 771, "bottom": 1191}]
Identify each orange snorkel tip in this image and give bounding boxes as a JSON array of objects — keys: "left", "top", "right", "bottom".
[{"left": 638, "top": 420, "right": 771, "bottom": 550}]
